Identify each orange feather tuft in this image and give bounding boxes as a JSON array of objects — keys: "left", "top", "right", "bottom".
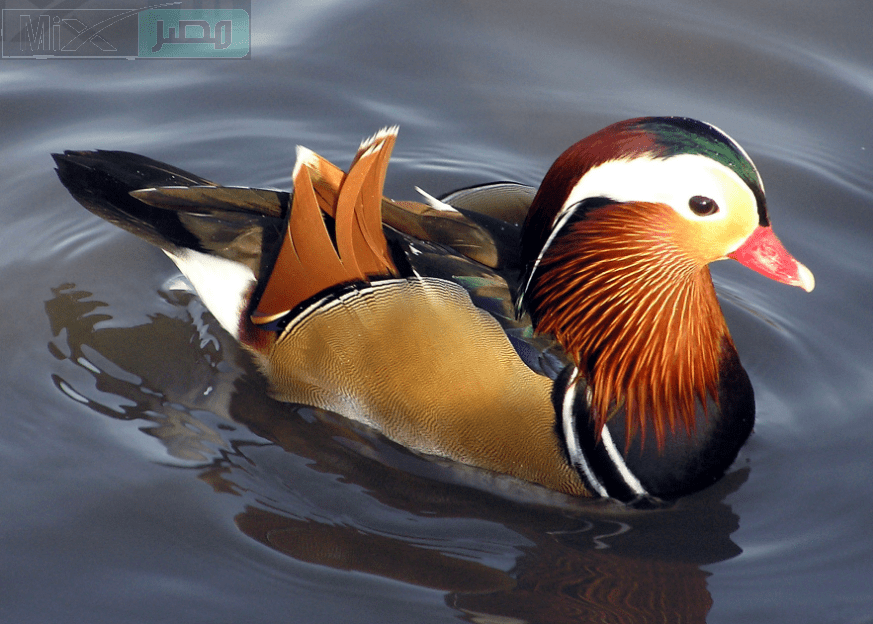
[
  {"left": 251, "top": 130, "right": 399, "bottom": 325},
  {"left": 530, "top": 202, "right": 730, "bottom": 450}
]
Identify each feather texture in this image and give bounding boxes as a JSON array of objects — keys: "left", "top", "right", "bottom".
[{"left": 529, "top": 202, "right": 729, "bottom": 450}]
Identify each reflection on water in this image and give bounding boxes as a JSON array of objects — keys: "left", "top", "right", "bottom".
[
  {"left": 46, "top": 284, "right": 231, "bottom": 463},
  {"left": 45, "top": 283, "right": 749, "bottom": 622}
]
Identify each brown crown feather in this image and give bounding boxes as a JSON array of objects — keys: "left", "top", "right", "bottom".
[
  {"left": 521, "top": 121, "right": 657, "bottom": 266},
  {"left": 529, "top": 202, "right": 732, "bottom": 450}
]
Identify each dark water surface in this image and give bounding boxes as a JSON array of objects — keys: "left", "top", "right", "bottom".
[{"left": 3, "top": 1, "right": 872, "bottom": 622}]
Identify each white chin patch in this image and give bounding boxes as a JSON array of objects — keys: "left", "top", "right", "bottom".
[{"left": 162, "top": 249, "right": 255, "bottom": 340}]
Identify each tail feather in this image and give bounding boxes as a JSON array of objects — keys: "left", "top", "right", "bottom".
[
  {"left": 52, "top": 150, "right": 288, "bottom": 278},
  {"left": 52, "top": 150, "right": 219, "bottom": 252}
]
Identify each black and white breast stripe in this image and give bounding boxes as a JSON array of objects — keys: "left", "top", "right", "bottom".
[{"left": 560, "top": 367, "right": 654, "bottom": 504}]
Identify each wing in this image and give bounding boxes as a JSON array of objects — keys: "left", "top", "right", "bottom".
[
  {"left": 53, "top": 134, "right": 541, "bottom": 351},
  {"left": 381, "top": 182, "right": 535, "bottom": 272}
]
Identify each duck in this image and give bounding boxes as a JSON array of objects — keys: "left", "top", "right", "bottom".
[{"left": 53, "top": 117, "right": 814, "bottom": 504}]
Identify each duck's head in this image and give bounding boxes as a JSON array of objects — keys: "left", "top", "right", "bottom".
[{"left": 518, "top": 117, "right": 813, "bottom": 448}]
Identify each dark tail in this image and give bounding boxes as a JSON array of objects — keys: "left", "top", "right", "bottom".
[{"left": 53, "top": 150, "right": 289, "bottom": 278}]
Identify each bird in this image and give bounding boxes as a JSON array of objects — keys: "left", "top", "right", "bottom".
[{"left": 53, "top": 117, "right": 814, "bottom": 504}]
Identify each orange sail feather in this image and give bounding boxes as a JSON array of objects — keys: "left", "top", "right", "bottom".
[{"left": 251, "top": 128, "right": 400, "bottom": 324}]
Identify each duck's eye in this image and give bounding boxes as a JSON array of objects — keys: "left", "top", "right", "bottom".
[{"left": 689, "top": 195, "right": 719, "bottom": 216}]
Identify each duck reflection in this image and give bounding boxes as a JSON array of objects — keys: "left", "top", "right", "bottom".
[{"left": 46, "top": 282, "right": 746, "bottom": 623}]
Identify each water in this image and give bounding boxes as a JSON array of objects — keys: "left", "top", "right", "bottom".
[{"left": 2, "top": 0, "right": 872, "bottom": 622}]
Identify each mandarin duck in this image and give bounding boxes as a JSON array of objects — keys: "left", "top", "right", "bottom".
[{"left": 53, "top": 117, "right": 814, "bottom": 504}]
